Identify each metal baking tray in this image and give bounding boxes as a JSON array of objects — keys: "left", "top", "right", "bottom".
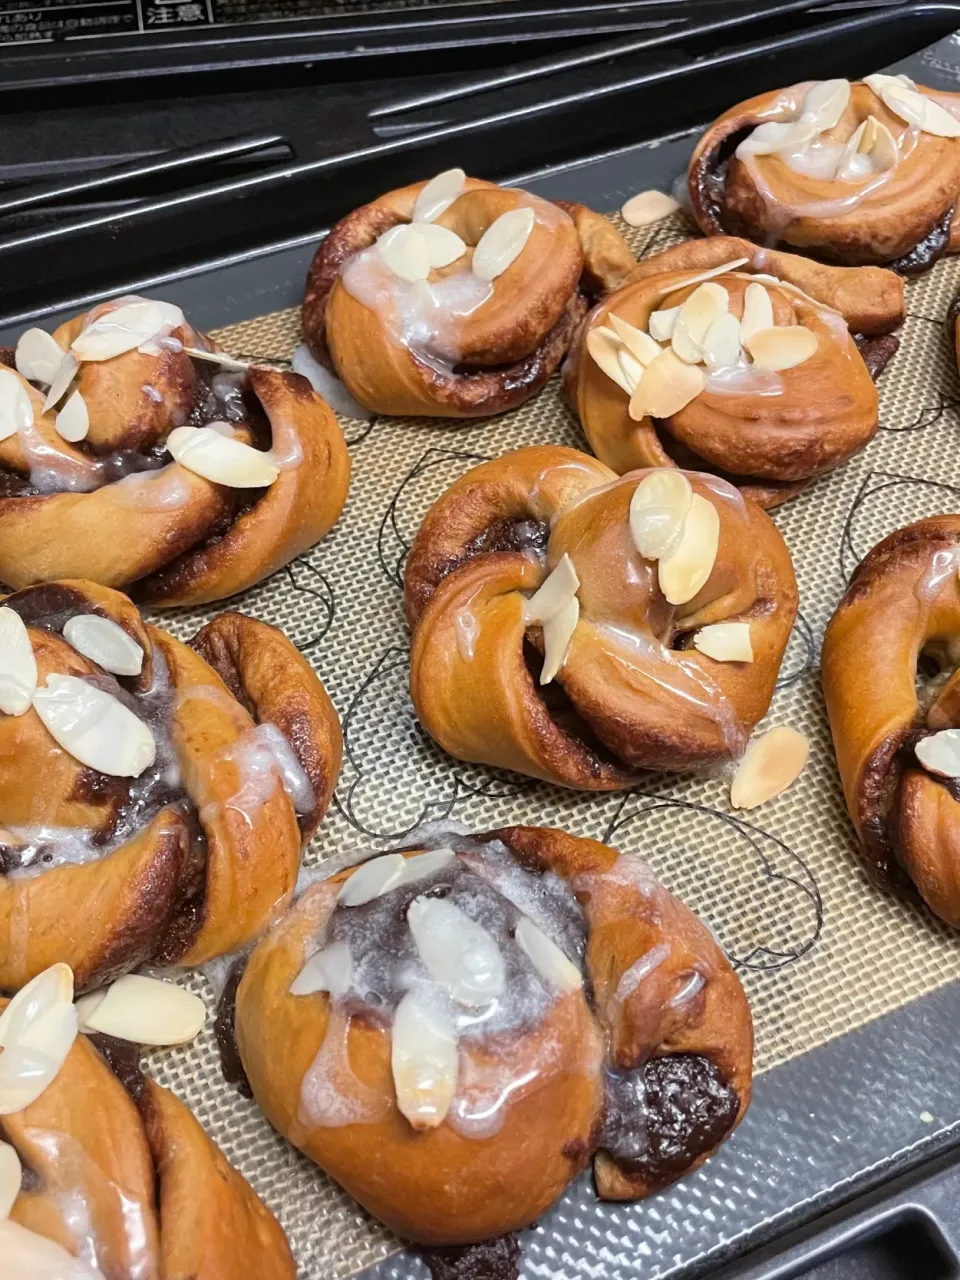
[{"left": 3, "top": 6, "right": 960, "bottom": 1278}]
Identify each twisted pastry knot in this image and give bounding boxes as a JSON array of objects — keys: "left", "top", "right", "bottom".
[
  {"left": 823, "top": 518, "right": 960, "bottom": 927},
  {"left": 302, "top": 168, "right": 635, "bottom": 418},
  {"left": 0, "top": 1007, "right": 294, "bottom": 1278},
  {"left": 566, "top": 236, "right": 903, "bottom": 508},
  {"left": 235, "top": 826, "right": 753, "bottom": 1246},
  {"left": 688, "top": 75, "right": 960, "bottom": 273},
  {"left": 0, "top": 296, "right": 350, "bottom": 607},
  {"left": 403, "top": 445, "right": 797, "bottom": 787},
  {"left": 0, "top": 580, "right": 342, "bottom": 990}
]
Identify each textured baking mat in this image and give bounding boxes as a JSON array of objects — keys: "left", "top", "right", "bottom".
[{"left": 137, "top": 212, "right": 960, "bottom": 1278}]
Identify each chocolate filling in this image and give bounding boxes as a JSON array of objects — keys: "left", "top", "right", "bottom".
[
  {"left": 853, "top": 333, "right": 900, "bottom": 380},
  {"left": 599, "top": 1053, "right": 740, "bottom": 1190},
  {"left": 465, "top": 516, "right": 550, "bottom": 562},
  {"left": 214, "top": 962, "right": 253, "bottom": 1098},
  {"left": 421, "top": 1234, "right": 521, "bottom": 1280},
  {"left": 87, "top": 1031, "right": 149, "bottom": 1104},
  {"left": 888, "top": 205, "right": 954, "bottom": 277}
]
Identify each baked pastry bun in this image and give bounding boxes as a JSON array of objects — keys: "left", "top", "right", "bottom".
[
  {"left": 0, "top": 296, "right": 350, "bottom": 606},
  {"left": 689, "top": 74, "right": 960, "bottom": 274},
  {"left": 0, "top": 965, "right": 294, "bottom": 1278},
  {"left": 566, "top": 237, "right": 903, "bottom": 506},
  {"left": 404, "top": 445, "right": 797, "bottom": 786},
  {"left": 0, "top": 580, "right": 342, "bottom": 990},
  {"left": 302, "top": 168, "right": 635, "bottom": 419},
  {"left": 235, "top": 825, "right": 753, "bottom": 1246},
  {"left": 823, "top": 517, "right": 960, "bottom": 926}
]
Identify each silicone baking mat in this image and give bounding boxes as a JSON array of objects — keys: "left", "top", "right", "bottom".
[{"left": 138, "top": 210, "right": 960, "bottom": 1278}]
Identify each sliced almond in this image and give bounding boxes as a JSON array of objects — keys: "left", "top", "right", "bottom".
[
  {"left": 0, "top": 608, "right": 37, "bottom": 717},
  {"left": 540, "top": 596, "right": 578, "bottom": 686},
  {"left": 620, "top": 189, "right": 680, "bottom": 227},
  {"left": 835, "top": 115, "right": 899, "bottom": 180},
  {"left": 399, "top": 848, "right": 457, "bottom": 886},
  {"left": 412, "top": 167, "right": 467, "bottom": 223},
  {"left": 736, "top": 119, "right": 819, "bottom": 157},
  {"left": 693, "top": 621, "right": 754, "bottom": 662},
  {"left": 0, "top": 369, "right": 34, "bottom": 442},
  {"left": 800, "top": 78, "right": 850, "bottom": 130},
  {"left": 14, "top": 328, "right": 64, "bottom": 387},
  {"left": 472, "top": 207, "right": 535, "bottom": 282},
  {"left": 648, "top": 305, "right": 680, "bottom": 343},
  {"left": 586, "top": 326, "right": 633, "bottom": 394},
  {"left": 72, "top": 300, "right": 184, "bottom": 362},
  {"left": 607, "top": 314, "right": 661, "bottom": 365},
  {"left": 376, "top": 224, "right": 431, "bottom": 283},
  {"left": 868, "top": 116, "right": 900, "bottom": 170},
  {"left": 166, "top": 425, "right": 279, "bottom": 488},
  {"left": 32, "top": 674, "right": 156, "bottom": 778},
  {"left": 62, "top": 614, "right": 144, "bottom": 677},
  {"left": 739, "top": 282, "right": 775, "bottom": 345},
  {"left": 745, "top": 325, "right": 818, "bottom": 371},
  {"left": 657, "top": 260, "right": 750, "bottom": 302},
  {"left": 391, "top": 991, "right": 458, "bottom": 1131},
  {"left": 0, "top": 1218, "right": 107, "bottom": 1278},
  {"left": 54, "top": 390, "right": 89, "bottom": 443},
  {"left": 629, "top": 469, "right": 693, "bottom": 561},
  {"left": 79, "top": 974, "right": 204, "bottom": 1046},
  {"left": 525, "top": 552, "right": 579, "bottom": 625},
  {"left": 876, "top": 81, "right": 960, "bottom": 137},
  {"left": 42, "top": 353, "right": 78, "bottom": 412},
  {"left": 658, "top": 492, "right": 719, "bottom": 606},
  {"left": 617, "top": 349, "right": 644, "bottom": 395},
  {"left": 0, "top": 964, "right": 77, "bottom": 1115},
  {"left": 338, "top": 852, "right": 407, "bottom": 907},
  {"left": 290, "top": 940, "right": 353, "bottom": 998},
  {"left": 415, "top": 222, "right": 467, "bottom": 269},
  {"left": 408, "top": 896, "right": 505, "bottom": 1006},
  {"left": 74, "top": 990, "right": 106, "bottom": 1029},
  {"left": 629, "top": 348, "right": 704, "bottom": 421},
  {"left": 515, "top": 917, "right": 582, "bottom": 992},
  {"left": 701, "top": 312, "right": 742, "bottom": 371},
  {"left": 0, "top": 1139, "right": 20, "bottom": 1220},
  {"left": 915, "top": 729, "right": 960, "bottom": 779},
  {"left": 671, "top": 282, "right": 729, "bottom": 364},
  {"left": 730, "top": 725, "right": 809, "bottom": 809}
]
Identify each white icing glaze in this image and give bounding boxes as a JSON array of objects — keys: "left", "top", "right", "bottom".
[
  {"left": 915, "top": 545, "right": 960, "bottom": 606},
  {"left": 454, "top": 589, "right": 482, "bottom": 661},
  {"left": 203, "top": 722, "right": 315, "bottom": 824},
  {"left": 107, "top": 466, "right": 193, "bottom": 512},
  {"left": 614, "top": 941, "right": 671, "bottom": 1005},
  {"left": 298, "top": 1006, "right": 393, "bottom": 1127}
]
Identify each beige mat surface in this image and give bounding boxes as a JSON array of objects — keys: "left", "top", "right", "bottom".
[{"left": 140, "top": 211, "right": 960, "bottom": 1278}]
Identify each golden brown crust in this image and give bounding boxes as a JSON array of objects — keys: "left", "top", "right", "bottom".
[
  {"left": 0, "top": 581, "right": 342, "bottom": 988},
  {"left": 0, "top": 310, "right": 349, "bottom": 608},
  {"left": 570, "top": 246, "right": 892, "bottom": 497},
  {"left": 822, "top": 517, "right": 960, "bottom": 924},
  {"left": 235, "top": 825, "right": 752, "bottom": 1244},
  {"left": 688, "top": 81, "right": 960, "bottom": 271},
  {"left": 404, "top": 446, "right": 797, "bottom": 785},
  {"left": 1, "top": 1018, "right": 294, "bottom": 1279},
  {"left": 302, "top": 176, "right": 634, "bottom": 419}
]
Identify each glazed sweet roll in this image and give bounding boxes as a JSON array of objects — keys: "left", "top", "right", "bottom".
[
  {"left": 0, "top": 581, "right": 342, "bottom": 989},
  {"left": 688, "top": 75, "right": 960, "bottom": 274},
  {"left": 823, "top": 517, "right": 960, "bottom": 926},
  {"left": 302, "top": 169, "right": 635, "bottom": 418},
  {"left": 235, "top": 826, "right": 753, "bottom": 1245},
  {"left": 0, "top": 297, "right": 350, "bottom": 606},
  {"left": 404, "top": 445, "right": 797, "bottom": 786},
  {"left": 566, "top": 236, "right": 903, "bottom": 505},
  {"left": 0, "top": 964, "right": 294, "bottom": 1278}
]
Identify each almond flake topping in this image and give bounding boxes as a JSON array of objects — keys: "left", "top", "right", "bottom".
[
  {"left": 290, "top": 940, "right": 353, "bottom": 997},
  {"left": 629, "top": 348, "right": 704, "bottom": 421},
  {"left": 865, "top": 74, "right": 960, "bottom": 137},
  {"left": 629, "top": 470, "right": 693, "bottom": 561},
  {"left": 525, "top": 553, "right": 580, "bottom": 625},
  {"left": 416, "top": 222, "right": 468, "bottom": 269},
  {"left": 671, "top": 282, "right": 729, "bottom": 364},
  {"left": 693, "top": 622, "right": 754, "bottom": 663},
  {"left": 0, "top": 963, "right": 77, "bottom": 1115},
  {"left": 377, "top": 224, "right": 432, "bottom": 283},
  {"left": 739, "top": 282, "right": 775, "bottom": 345},
  {"left": 0, "top": 1220, "right": 105, "bottom": 1278},
  {"left": 76, "top": 975, "right": 205, "bottom": 1046},
  {"left": 55, "top": 390, "right": 89, "bottom": 443},
  {"left": 182, "top": 346, "right": 250, "bottom": 371},
  {"left": 62, "top": 614, "right": 144, "bottom": 677},
  {"left": 166, "top": 426, "right": 279, "bottom": 488},
  {"left": 658, "top": 492, "right": 719, "bottom": 606},
  {"left": 407, "top": 895, "right": 505, "bottom": 1007},
  {"left": 42, "top": 353, "right": 79, "bottom": 412},
  {"left": 744, "top": 325, "right": 818, "bottom": 371},
  {"left": 515, "top": 917, "right": 582, "bottom": 992},
  {"left": 586, "top": 326, "right": 634, "bottom": 394},
  {"left": 0, "top": 369, "right": 34, "bottom": 443},
  {"left": 0, "top": 607, "right": 37, "bottom": 717},
  {"left": 32, "top": 674, "right": 156, "bottom": 778},
  {"left": 472, "top": 208, "right": 535, "bottom": 282},
  {"left": 0, "top": 1139, "right": 19, "bottom": 1220},
  {"left": 14, "top": 328, "right": 64, "bottom": 387},
  {"left": 391, "top": 991, "right": 458, "bottom": 1130},
  {"left": 620, "top": 189, "right": 680, "bottom": 227},
  {"left": 540, "top": 596, "right": 579, "bottom": 687},
  {"left": 730, "top": 726, "right": 809, "bottom": 809},
  {"left": 915, "top": 729, "right": 960, "bottom": 779},
  {"left": 338, "top": 852, "right": 408, "bottom": 906},
  {"left": 71, "top": 299, "right": 185, "bottom": 362},
  {"left": 413, "top": 168, "right": 467, "bottom": 223}
]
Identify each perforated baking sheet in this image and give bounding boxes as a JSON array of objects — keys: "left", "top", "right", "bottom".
[{"left": 111, "top": 202, "right": 960, "bottom": 1279}]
